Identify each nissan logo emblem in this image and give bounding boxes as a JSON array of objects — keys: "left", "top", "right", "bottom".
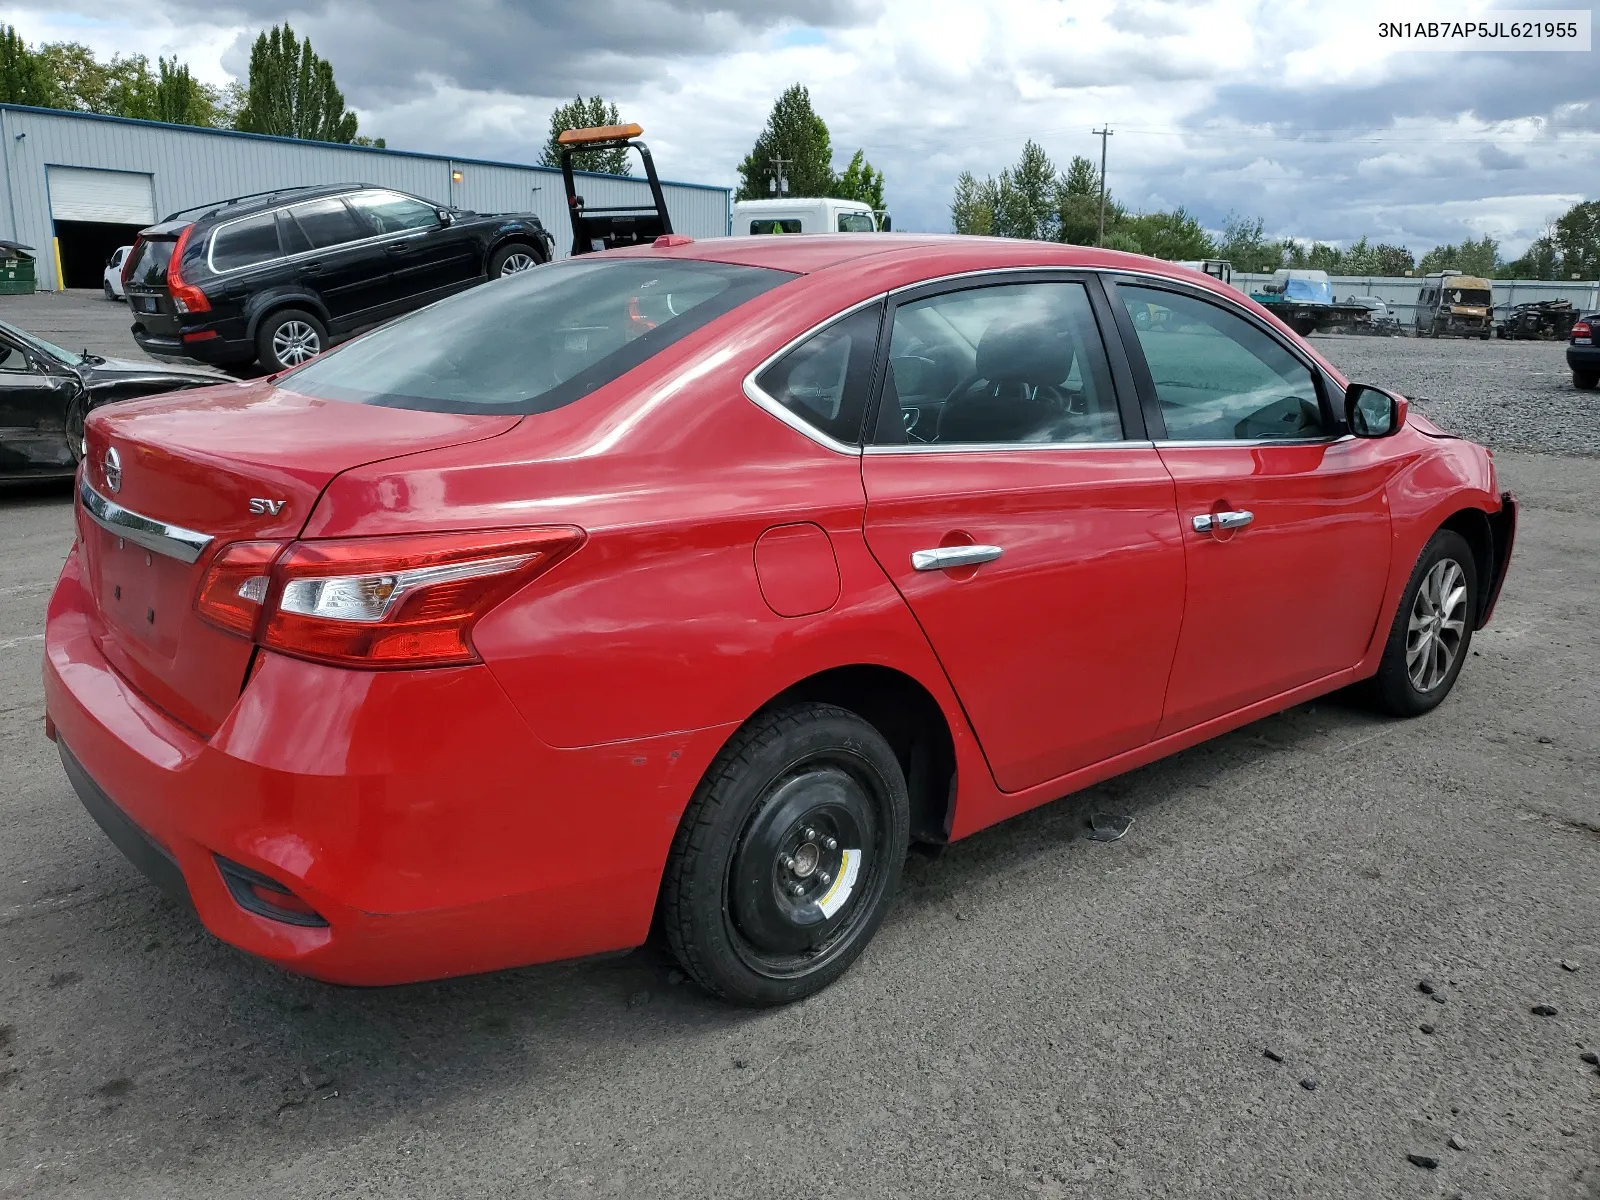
[{"left": 103, "top": 446, "right": 122, "bottom": 493}]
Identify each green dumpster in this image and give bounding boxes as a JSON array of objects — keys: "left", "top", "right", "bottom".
[{"left": 0, "top": 240, "right": 37, "bottom": 295}]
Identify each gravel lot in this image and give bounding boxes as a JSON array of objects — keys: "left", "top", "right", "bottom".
[{"left": 0, "top": 301, "right": 1596, "bottom": 1199}]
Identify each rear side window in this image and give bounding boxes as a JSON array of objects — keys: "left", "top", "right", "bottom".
[
  {"left": 753, "top": 304, "right": 883, "bottom": 445},
  {"left": 283, "top": 259, "right": 794, "bottom": 415},
  {"left": 210, "top": 214, "right": 282, "bottom": 272},
  {"left": 837, "top": 212, "right": 874, "bottom": 232},
  {"left": 347, "top": 191, "right": 441, "bottom": 234},
  {"left": 288, "top": 199, "right": 366, "bottom": 250},
  {"left": 751, "top": 219, "right": 801, "bottom": 234},
  {"left": 124, "top": 236, "right": 176, "bottom": 286}
]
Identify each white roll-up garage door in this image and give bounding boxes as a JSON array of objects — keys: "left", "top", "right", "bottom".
[{"left": 47, "top": 166, "right": 156, "bottom": 224}]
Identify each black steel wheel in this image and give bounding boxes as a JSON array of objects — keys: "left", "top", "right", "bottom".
[{"left": 661, "top": 702, "right": 909, "bottom": 1006}]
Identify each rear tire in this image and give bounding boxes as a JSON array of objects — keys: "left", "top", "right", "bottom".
[
  {"left": 256, "top": 308, "right": 327, "bottom": 373},
  {"left": 488, "top": 242, "right": 544, "bottom": 279},
  {"left": 103, "top": 282, "right": 116, "bottom": 301},
  {"left": 1365, "top": 529, "right": 1478, "bottom": 717},
  {"left": 1575, "top": 369, "right": 1599, "bottom": 391},
  {"left": 660, "top": 702, "right": 909, "bottom": 1007}
]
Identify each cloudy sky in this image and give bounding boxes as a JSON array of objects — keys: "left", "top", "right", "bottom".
[{"left": 12, "top": 0, "right": 1598, "bottom": 255}]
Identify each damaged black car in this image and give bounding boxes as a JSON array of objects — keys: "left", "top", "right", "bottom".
[{"left": 0, "top": 318, "right": 223, "bottom": 480}]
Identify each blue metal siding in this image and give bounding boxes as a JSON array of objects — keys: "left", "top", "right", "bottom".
[{"left": 0, "top": 105, "right": 731, "bottom": 287}]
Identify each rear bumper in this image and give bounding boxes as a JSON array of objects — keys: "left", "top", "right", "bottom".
[
  {"left": 131, "top": 326, "right": 254, "bottom": 366},
  {"left": 43, "top": 546, "right": 732, "bottom": 985},
  {"left": 1568, "top": 344, "right": 1600, "bottom": 371}
]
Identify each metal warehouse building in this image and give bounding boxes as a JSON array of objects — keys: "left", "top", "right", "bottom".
[{"left": 0, "top": 104, "right": 732, "bottom": 291}]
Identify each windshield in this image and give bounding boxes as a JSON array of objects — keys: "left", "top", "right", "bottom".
[
  {"left": 0, "top": 318, "right": 80, "bottom": 366},
  {"left": 1282, "top": 278, "right": 1333, "bottom": 304},
  {"left": 283, "top": 258, "right": 794, "bottom": 414},
  {"left": 1446, "top": 288, "right": 1491, "bottom": 306}
]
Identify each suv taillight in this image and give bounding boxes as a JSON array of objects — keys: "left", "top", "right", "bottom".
[
  {"left": 195, "top": 528, "right": 584, "bottom": 668},
  {"left": 166, "top": 223, "right": 210, "bottom": 314},
  {"left": 1573, "top": 321, "right": 1592, "bottom": 340}
]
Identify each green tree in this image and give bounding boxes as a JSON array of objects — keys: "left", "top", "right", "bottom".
[
  {"left": 1418, "top": 234, "right": 1500, "bottom": 277},
  {"left": 1215, "top": 214, "right": 1283, "bottom": 272},
  {"left": 0, "top": 24, "right": 55, "bottom": 106},
  {"left": 236, "top": 23, "right": 361, "bottom": 143},
  {"left": 1055, "top": 154, "right": 1118, "bottom": 246},
  {"left": 1120, "top": 207, "right": 1215, "bottom": 260},
  {"left": 993, "top": 139, "right": 1058, "bottom": 240},
  {"left": 539, "top": 95, "right": 630, "bottom": 174},
  {"left": 35, "top": 42, "right": 105, "bottom": 110},
  {"left": 1501, "top": 234, "right": 1559, "bottom": 279},
  {"left": 736, "top": 84, "right": 834, "bottom": 200},
  {"left": 151, "top": 57, "right": 217, "bottom": 126},
  {"left": 1552, "top": 199, "right": 1600, "bottom": 279},
  {"left": 950, "top": 170, "right": 997, "bottom": 235},
  {"left": 831, "top": 149, "right": 885, "bottom": 210}
]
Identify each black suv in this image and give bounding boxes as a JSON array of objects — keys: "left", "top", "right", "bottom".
[
  {"left": 124, "top": 184, "right": 554, "bottom": 373},
  {"left": 1570, "top": 312, "right": 1598, "bottom": 391}
]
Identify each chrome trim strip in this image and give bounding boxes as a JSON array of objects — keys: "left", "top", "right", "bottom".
[
  {"left": 78, "top": 478, "right": 213, "bottom": 564},
  {"left": 865, "top": 439, "right": 1156, "bottom": 455},
  {"left": 741, "top": 293, "right": 887, "bottom": 456},
  {"left": 1152, "top": 434, "right": 1354, "bottom": 449}
]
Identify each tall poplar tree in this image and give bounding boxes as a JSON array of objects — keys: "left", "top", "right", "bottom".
[
  {"left": 539, "top": 96, "right": 631, "bottom": 174},
  {"left": 235, "top": 23, "right": 361, "bottom": 143}
]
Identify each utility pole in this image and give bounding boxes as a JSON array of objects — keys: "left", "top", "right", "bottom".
[
  {"left": 769, "top": 154, "right": 791, "bottom": 198},
  {"left": 1093, "top": 126, "right": 1113, "bottom": 247}
]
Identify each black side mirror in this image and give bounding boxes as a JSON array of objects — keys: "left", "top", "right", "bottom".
[{"left": 1345, "top": 383, "right": 1408, "bottom": 438}]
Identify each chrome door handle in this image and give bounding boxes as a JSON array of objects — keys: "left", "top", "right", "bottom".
[
  {"left": 911, "top": 545, "right": 1004, "bottom": 571},
  {"left": 1193, "top": 510, "right": 1254, "bottom": 533}
]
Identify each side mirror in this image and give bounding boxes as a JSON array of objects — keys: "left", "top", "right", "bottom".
[
  {"left": 1345, "top": 383, "right": 1408, "bottom": 438},
  {"left": 436, "top": 209, "right": 453, "bottom": 226}
]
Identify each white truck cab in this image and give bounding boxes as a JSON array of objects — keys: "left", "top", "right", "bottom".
[{"left": 733, "top": 197, "right": 889, "bottom": 235}]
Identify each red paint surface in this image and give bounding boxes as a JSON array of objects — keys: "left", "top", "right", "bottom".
[{"left": 45, "top": 236, "right": 1510, "bottom": 986}]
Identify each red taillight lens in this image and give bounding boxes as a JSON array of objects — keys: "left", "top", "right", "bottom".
[
  {"left": 1573, "top": 321, "right": 1592, "bottom": 339},
  {"left": 196, "top": 541, "right": 284, "bottom": 636},
  {"left": 166, "top": 224, "right": 210, "bottom": 314},
  {"left": 260, "top": 528, "right": 584, "bottom": 668},
  {"left": 121, "top": 235, "right": 142, "bottom": 288}
]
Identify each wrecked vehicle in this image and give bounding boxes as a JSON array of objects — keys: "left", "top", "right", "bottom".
[
  {"left": 0, "top": 318, "right": 222, "bottom": 480},
  {"left": 1495, "top": 299, "right": 1579, "bottom": 341},
  {"left": 1415, "top": 271, "right": 1493, "bottom": 339},
  {"left": 1346, "top": 295, "right": 1402, "bottom": 336},
  {"left": 1250, "top": 270, "right": 1369, "bottom": 337}
]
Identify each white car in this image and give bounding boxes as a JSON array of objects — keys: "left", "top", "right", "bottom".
[{"left": 102, "top": 246, "right": 132, "bottom": 300}]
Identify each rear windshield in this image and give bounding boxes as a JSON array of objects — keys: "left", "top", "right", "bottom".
[
  {"left": 282, "top": 258, "right": 794, "bottom": 415},
  {"left": 125, "top": 236, "right": 177, "bottom": 286}
]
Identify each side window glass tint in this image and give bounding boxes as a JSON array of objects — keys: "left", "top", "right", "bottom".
[
  {"left": 750, "top": 219, "right": 801, "bottom": 234},
  {"left": 1119, "top": 285, "right": 1325, "bottom": 441},
  {"left": 837, "top": 211, "right": 874, "bottom": 232},
  {"left": 754, "top": 303, "right": 882, "bottom": 444},
  {"left": 878, "top": 281, "right": 1122, "bottom": 445},
  {"left": 211, "top": 214, "right": 282, "bottom": 271},
  {"left": 347, "top": 192, "right": 442, "bottom": 234},
  {"left": 278, "top": 211, "right": 312, "bottom": 256},
  {"left": 289, "top": 199, "right": 366, "bottom": 250}
]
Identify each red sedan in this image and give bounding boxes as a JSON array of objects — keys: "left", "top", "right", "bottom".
[{"left": 44, "top": 235, "right": 1516, "bottom": 1005}]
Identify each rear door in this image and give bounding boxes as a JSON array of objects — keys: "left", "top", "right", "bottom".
[
  {"left": 281, "top": 197, "right": 392, "bottom": 332},
  {"left": 1106, "top": 278, "right": 1393, "bottom": 735},
  {"left": 345, "top": 190, "right": 480, "bottom": 305},
  {"left": 859, "top": 274, "right": 1185, "bottom": 793}
]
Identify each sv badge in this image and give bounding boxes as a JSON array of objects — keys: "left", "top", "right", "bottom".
[{"left": 249, "top": 498, "right": 287, "bottom": 516}]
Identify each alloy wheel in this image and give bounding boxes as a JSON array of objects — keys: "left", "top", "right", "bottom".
[
  {"left": 498, "top": 252, "right": 538, "bottom": 276},
  {"left": 1406, "top": 557, "right": 1468, "bottom": 692},
  {"left": 271, "top": 321, "right": 321, "bottom": 366}
]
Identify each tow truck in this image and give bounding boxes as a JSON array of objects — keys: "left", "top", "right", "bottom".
[
  {"left": 1249, "top": 269, "right": 1370, "bottom": 337},
  {"left": 557, "top": 123, "right": 676, "bottom": 256}
]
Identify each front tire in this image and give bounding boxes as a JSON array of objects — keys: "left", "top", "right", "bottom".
[
  {"left": 103, "top": 282, "right": 116, "bottom": 301},
  {"left": 1575, "top": 369, "right": 1599, "bottom": 391},
  {"left": 661, "top": 703, "right": 910, "bottom": 1006},
  {"left": 1366, "top": 529, "right": 1478, "bottom": 717},
  {"left": 256, "top": 308, "right": 327, "bottom": 373},
  {"left": 488, "top": 242, "right": 544, "bottom": 279}
]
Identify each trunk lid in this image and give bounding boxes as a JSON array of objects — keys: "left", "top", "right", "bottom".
[{"left": 78, "top": 380, "right": 518, "bottom": 735}]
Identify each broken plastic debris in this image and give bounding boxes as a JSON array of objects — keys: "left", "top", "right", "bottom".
[{"left": 1087, "top": 812, "right": 1133, "bottom": 842}]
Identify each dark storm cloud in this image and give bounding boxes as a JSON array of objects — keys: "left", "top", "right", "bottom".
[{"left": 161, "top": 0, "right": 878, "bottom": 100}]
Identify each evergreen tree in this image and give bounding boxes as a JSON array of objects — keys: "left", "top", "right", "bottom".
[
  {"left": 236, "top": 23, "right": 362, "bottom": 143},
  {"left": 737, "top": 84, "right": 834, "bottom": 200},
  {"left": 539, "top": 96, "right": 631, "bottom": 174},
  {"left": 950, "top": 170, "right": 996, "bottom": 235},
  {"left": 831, "top": 149, "right": 885, "bottom": 210}
]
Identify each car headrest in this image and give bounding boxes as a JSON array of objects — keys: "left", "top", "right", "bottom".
[{"left": 975, "top": 319, "right": 1074, "bottom": 386}]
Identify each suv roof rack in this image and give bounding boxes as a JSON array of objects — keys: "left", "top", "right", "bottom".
[{"left": 161, "top": 183, "right": 370, "bottom": 224}]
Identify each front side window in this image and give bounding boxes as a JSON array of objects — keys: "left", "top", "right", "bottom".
[
  {"left": 753, "top": 303, "right": 882, "bottom": 444},
  {"left": 876, "top": 281, "right": 1123, "bottom": 445},
  {"left": 288, "top": 199, "right": 367, "bottom": 250},
  {"left": 211, "top": 214, "right": 282, "bottom": 272},
  {"left": 347, "top": 191, "right": 442, "bottom": 235},
  {"left": 836, "top": 211, "right": 875, "bottom": 232},
  {"left": 1119, "top": 285, "right": 1326, "bottom": 441},
  {"left": 751, "top": 219, "right": 801, "bottom": 234},
  {"left": 283, "top": 258, "right": 794, "bottom": 415}
]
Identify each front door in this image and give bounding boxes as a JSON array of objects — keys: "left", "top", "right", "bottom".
[
  {"left": 1108, "top": 279, "right": 1394, "bottom": 736},
  {"left": 0, "top": 334, "right": 77, "bottom": 472},
  {"left": 345, "top": 190, "right": 480, "bottom": 305},
  {"left": 281, "top": 197, "right": 393, "bottom": 333},
  {"left": 861, "top": 276, "right": 1185, "bottom": 793}
]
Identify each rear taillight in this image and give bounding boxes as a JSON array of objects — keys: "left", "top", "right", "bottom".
[
  {"left": 194, "top": 528, "right": 583, "bottom": 668},
  {"left": 121, "top": 236, "right": 142, "bottom": 288},
  {"left": 1573, "top": 321, "right": 1592, "bottom": 339},
  {"left": 166, "top": 224, "right": 210, "bottom": 314}
]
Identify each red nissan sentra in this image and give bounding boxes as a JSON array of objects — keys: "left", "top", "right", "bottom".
[{"left": 44, "top": 235, "right": 1516, "bottom": 1006}]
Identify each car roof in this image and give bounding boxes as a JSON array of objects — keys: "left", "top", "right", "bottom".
[
  {"left": 619, "top": 233, "right": 1214, "bottom": 281},
  {"left": 145, "top": 183, "right": 376, "bottom": 233}
]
